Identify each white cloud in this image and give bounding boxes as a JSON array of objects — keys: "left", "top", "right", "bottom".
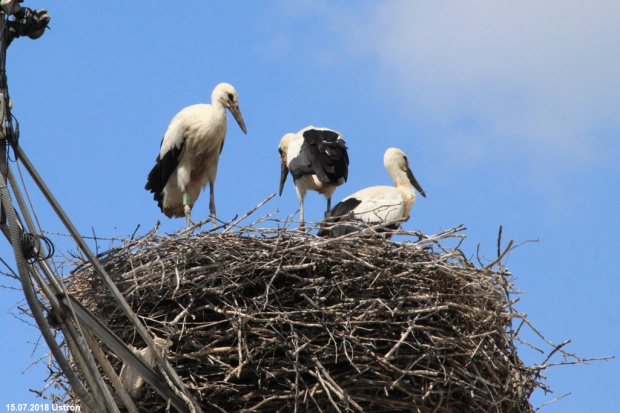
[{"left": 335, "top": 1, "right": 620, "bottom": 171}]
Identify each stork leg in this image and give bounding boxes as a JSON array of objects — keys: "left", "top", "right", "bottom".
[
  {"left": 183, "top": 193, "right": 191, "bottom": 228},
  {"left": 325, "top": 197, "right": 332, "bottom": 219},
  {"left": 294, "top": 184, "right": 306, "bottom": 230},
  {"left": 209, "top": 182, "right": 217, "bottom": 229},
  {"left": 299, "top": 198, "right": 305, "bottom": 229}
]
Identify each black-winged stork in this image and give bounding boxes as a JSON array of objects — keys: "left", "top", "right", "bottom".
[
  {"left": 278, "top": 126, "right": 349, "bottom": 227},
  {"left": 145, "top": 83, "right": 247, "bottom": 228}
]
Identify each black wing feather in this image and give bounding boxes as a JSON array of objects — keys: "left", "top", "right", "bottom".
[
  {"left": 289, "top": 128, "right": 349, "bottom": 184},
  {"left": 329, "top": 197, "right": 362, "bottom": 218},
  {"left": 317, "top": 197, "right": 361, "bottom": 237},
  {"left": 317, "top": 197, "right": 398, "bottom": 238},
  {"left": 145, "top": 136, "right": 185, "bottom": 212}
]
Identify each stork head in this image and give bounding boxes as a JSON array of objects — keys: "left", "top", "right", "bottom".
[
  {"left": 213, "top": 83, "right": 247, "bottom": 134},
  {"left": 384, "top": 148, "right": 426, "bottom": 198},
  {"left": 278, "top": 133, "right": 295, "bottom": 196}
]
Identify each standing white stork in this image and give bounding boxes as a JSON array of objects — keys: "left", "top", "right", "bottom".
[
  {"left": 278, "top": 126, "right": 349, "bottom": 228},
  {"left": 145, "top": 83, "right": 247, "bottom": 228},
  {"left": 318, "top": 147, "right": 426, "bottom": 237}
]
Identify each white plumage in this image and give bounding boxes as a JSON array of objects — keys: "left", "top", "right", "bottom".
[
  {"left": 278, "top": 126, "right": 349, "bottom": 227},
  {"left": 319, "top": 148, "right": 425, "bottom": 236},
  {"left": 145, "top": 83, "right": 247, "bottom": 227}
]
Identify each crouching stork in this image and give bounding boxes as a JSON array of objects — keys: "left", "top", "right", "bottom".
[{"left": 319, "top": 147, "right": 425, "bottom": 237}]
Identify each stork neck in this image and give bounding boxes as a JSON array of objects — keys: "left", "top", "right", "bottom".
[
  {"left": 390, "top": 168, "right": 413, "bottom": 188},
  {"left": 396, "top": 184, "right": 417, "bottom": 219},
  {"left": 211, "top": 99, "right": 226, "bottom": 112},
  {"left": 210, "top": 100, "right": 228, "bottom": 124},
  {"left": 392, "top": 168, "right": 416, "bottom": 214},
  {"left": 396, "top": 181, "right": 416, "bottom": 198}
]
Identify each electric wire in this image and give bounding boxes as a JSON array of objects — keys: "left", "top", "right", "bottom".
[
  {"left": 0, "top": 11, "right": 197, "bottom": 411},
  {"left": 19, "top": 231, "right": 54, "bottom": 262},
  {"left": 4, "top": 125, "right": 190, "bottom": 412},
  {"left": 0, "top": 174, "right": 98, "bottom": 410}
]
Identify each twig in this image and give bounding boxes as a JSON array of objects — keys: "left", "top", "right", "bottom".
[
  {"left": 534, "top": 392, "right": 571, "bottom": 412},
  {"left": 222, "top": 194, "right": 275, "bottom": 233}
]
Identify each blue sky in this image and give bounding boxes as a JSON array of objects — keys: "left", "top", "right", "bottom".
[{"left": 0, "top": 1, "right": 618, "bottom": 411}]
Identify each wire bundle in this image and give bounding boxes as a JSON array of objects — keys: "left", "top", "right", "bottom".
[{"left": 20, "top": 231, "right": 54, "bottom": 262}]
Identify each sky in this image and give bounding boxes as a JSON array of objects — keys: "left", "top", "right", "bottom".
[{"left": 0, "top": 1, "right": 618, "bottom": 411}]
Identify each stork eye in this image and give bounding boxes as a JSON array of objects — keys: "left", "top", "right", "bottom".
[{"left": 227, "top": 93, "right": 234, "bottom": 101}]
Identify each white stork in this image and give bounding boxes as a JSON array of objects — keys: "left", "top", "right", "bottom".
[
  {"left": 278, "top": 126, "right": 349, "bottom": 227},
  {"left": 145, "top": 83, "right": 247, "bottom": 227},
  {"left": 318, "top": 147, "right": 426, "bottom": 237}
]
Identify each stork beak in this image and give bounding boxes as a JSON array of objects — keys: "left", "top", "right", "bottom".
[
  {"left": 228, "top": 105, "right": 247, "bottom": 134},
  {"left": 406, "top": 167, "right": 426, "bottom": 198},
  {"left": 279, "top": 160, "right": 289, "bottom": 196}
]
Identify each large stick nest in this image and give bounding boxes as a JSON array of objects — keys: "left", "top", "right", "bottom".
[{"left": 66, "top": 222, "right": 540, "bottom": 412}]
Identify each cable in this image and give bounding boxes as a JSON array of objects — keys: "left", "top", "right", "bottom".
[
  {"left": 0, "top": 172, "right": 99, "bottom": 411},
  {"left": 20, "top": 231, "right": 54, "bottom": 262}
]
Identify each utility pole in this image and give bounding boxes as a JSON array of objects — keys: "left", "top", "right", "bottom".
[{"left": 0, "top": 5, "right": 200, "bottom": 412}]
